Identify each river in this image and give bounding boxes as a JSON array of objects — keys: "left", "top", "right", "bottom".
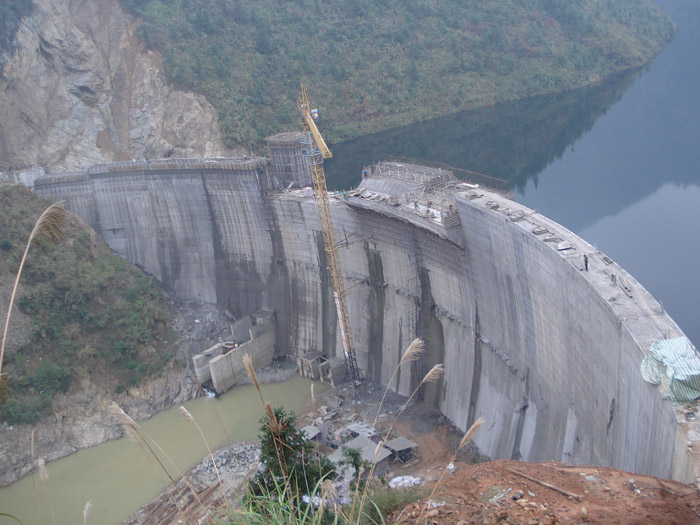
[
  {"left": 327, "top": 0, "right": 700, "bottom": 348},
  {"left": 0, "top": 375, "right": 317, "bottom": 525}
]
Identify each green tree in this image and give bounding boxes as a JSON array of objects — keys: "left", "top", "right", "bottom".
[
  {"left": 339, "top": 445, "right": 371, "bottom": 491},
  {"left": 250, "top": 407, "right": 335, "bottom": 505}
]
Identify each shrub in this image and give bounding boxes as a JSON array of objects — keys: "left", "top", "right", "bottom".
[
  {"left": 0, "top": 394, "right": 45, "bottom": 425},
  {"left": 361, "top": 485, "right": 426, "bottom": 524},
  {"left": 249, "top": 407, "right": 335, "bottom": 512},
  {"left": 0, "top": 362, "right": 71, "bottom": 425},
  {"left": 32, "top": 361, "right": 71, "bottom": 394}
]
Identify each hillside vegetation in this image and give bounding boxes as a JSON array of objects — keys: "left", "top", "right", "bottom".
[
  {"left": 0, "top": 184, "right": 175, "bottom": 425},
  {"left": 120, "top": 0, "right": 673, "bottom": 148}
]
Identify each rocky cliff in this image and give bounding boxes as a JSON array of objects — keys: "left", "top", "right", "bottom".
[
  {"left": 0, "top": 364, "right": 192, "bottom": 486},
  {"left": 0, "top": 0, "right": 231, "bottom": 172}
]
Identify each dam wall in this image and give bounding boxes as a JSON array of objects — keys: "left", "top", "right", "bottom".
[
  {"left": 453, "top": 192, "right": 687, "bottom": 479},
  {"left": 34, "top": 159, "right": 698, "bottom": 483}
]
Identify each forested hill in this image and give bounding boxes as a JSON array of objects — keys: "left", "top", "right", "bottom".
[{"left": 120, "top": 0, "right": 673, "bottom": 148}]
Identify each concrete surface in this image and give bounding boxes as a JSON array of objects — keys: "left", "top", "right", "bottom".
[
  {"left": 192, "top": 315, "right": 276, "bottom": 394},
  {"left": 34, "top": 156, "right": 700, "bottom": 484}
]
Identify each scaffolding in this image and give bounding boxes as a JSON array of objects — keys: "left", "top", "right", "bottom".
[
  {"left": 363, "top": 161, "right": 462, "bottom": 227},
  {"left": 366, "top": 161, "right": 452, "bottom": 186},
  {"left": 267, "top": 132, "right": 313, "bottom": 188},
  {"left": 87, "top": 156, "right": 268, "bottom": 175}
]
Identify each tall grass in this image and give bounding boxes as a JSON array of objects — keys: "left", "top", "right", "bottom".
[
  {"left": 82, "top": 500, "right": 93, "bottom": 525},
  {"left": 179, "top": 405, "right": 232, "bottom": 514},
  {"left": 369, "top": 338, "right": 424, "bottom": 431},
  {"left": 109, "top": 341, "right": 479, "bottom": 524},
  {"left": 416, "top": 417, "right": 484, "bottom": 522},
  {"left": 0, "top": 202, "right": 69, "bottom": 401},
  {"left": 352, "top": 362, "right": 445, "bottom": 522},
  {"left": 110, "top": 402, "right": 204, "bottom": 510},
  {"left": 234, "top": 341, "right": 473, "bottom": 525},
  {"left": 36, "top": 458, "right": 56, "bottom": 525}
]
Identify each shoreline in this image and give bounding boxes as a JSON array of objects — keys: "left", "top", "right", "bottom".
[
  {"left": 0, "top": 362, "right": 297, "bottom": 488},
  {"left": 124, "top": 440, "right": 261, "bottom": 525}
]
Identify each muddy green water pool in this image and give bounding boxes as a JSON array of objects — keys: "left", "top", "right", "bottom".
[{"left": 0, "top": 375, "right": 317, "bottom": 524}]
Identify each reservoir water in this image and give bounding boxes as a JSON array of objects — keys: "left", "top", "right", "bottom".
[
  {"left": 0, "top": 375, "right": 316, "bottom": 524},
  {"left": 328, "top": 0, "right": 700, "bottom": 348},
  {"left": 1, "top": 1, "right": 697, "bottom": 522}
]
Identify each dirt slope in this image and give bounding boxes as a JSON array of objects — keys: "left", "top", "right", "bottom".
[{"left": 396, "top": 459, "right": 700, "bottom": 524}]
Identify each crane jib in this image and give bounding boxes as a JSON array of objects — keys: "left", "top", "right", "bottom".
[{"left": 298, "top": 81, "right": 362, "bottom": 384}]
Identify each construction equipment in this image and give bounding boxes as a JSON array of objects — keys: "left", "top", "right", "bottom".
[{"left": 298, "top": 81, "right": 362, "bottom": 384}]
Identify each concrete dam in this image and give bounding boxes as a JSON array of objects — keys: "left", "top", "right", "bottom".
[{"left": 34, "top": 133, "right": 700, "bottom": 483}]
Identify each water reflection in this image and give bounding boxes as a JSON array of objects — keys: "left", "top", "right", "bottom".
[
  {"left": 327, "top": 68, "right": 640, "bottom": 192},
  {"left": 328, "top": 0, "right": 700, "bottom": 348},
  {"left": 580, "top": 184, "right": 700, "bottom": 345},
  {"left": 515, "top": 0, "right": 700, "bottom": 346},
  {"left": 515, "top": 0, "right": 700, "bottom": 231}
]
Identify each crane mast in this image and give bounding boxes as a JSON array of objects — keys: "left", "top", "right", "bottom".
[{"left": 298, "top": 82, "right": 362, "bottom": 384}]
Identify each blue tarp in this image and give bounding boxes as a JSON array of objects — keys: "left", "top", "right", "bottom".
[{"left": 641, "top": 337, "right": 700, "bottom": 403}]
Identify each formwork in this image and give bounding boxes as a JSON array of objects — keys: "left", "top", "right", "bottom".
[
  {"left": 267, "top": 132, "right": 313, "bottom": 188},
  {"left": 362, "top": 161, "right": 462, "bottom": 227}
]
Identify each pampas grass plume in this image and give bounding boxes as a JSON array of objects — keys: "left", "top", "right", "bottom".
[
  {"left": 242, "top": 353, "right": 261, "bottom": 394},
  {"left": 109, "top": 402, "right": 141, "bottom": 445},
  {"left": 36, "top": 457, "right": 56, "bottom": 525},
  {"left": 420, "top": 363, "right": 444, "bottom": 386},
  {"left": 179, "top": 406, "right": 193, "bottom": 421},
  {"left": 29, "top": 203, "right": 70, "bottom": 249},
  {"left": 83, "top": 500, "right": 93, "bottom": 525},
  {"left": 459, "top": 417, "right": 485, "bottom": 450},
  {"left": 1, "top": 202, "right": 69, "bottom": 380},
  {"left": 399, "top": 338, "right": 425, "bottom": 366},
  {"left": 418, "top": 416, "right": 485, "bottom": 523},
  {"left": 264, "top": 402, "right": 280, "bottom": 435},
  {"left": 37, "top": 458, "right": 48, "bottom": 484}
]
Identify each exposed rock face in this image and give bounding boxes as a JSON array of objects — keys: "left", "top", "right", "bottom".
[
  {"left": 0, "top": 0, "right": 231, "bottom": 172},
  {"left": 0, "top": 363, "right": 196, "bottom": 487},
  {"left": 0, "top": 293, "right": 231, "bottom": 487}
]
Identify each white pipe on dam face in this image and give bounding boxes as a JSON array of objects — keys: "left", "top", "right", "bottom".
[{"left": 33, "top": 159, "right": 700, "bottom": 483}]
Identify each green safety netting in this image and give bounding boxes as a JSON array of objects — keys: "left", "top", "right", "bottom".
[{"left": 641, "top": 337, "right": 700, "bottom": 403}]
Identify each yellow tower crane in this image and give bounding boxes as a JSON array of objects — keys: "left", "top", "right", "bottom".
[{"left": 298, "top": 81, "right": 362, "bottom": 384}]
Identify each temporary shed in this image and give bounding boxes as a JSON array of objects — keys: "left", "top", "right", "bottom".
[
  {"left": 328, "top": 435, "right": 392, "bottom": 478},
  {"left": 384, "top": 436, "right": 419, "bottom": 463}
]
